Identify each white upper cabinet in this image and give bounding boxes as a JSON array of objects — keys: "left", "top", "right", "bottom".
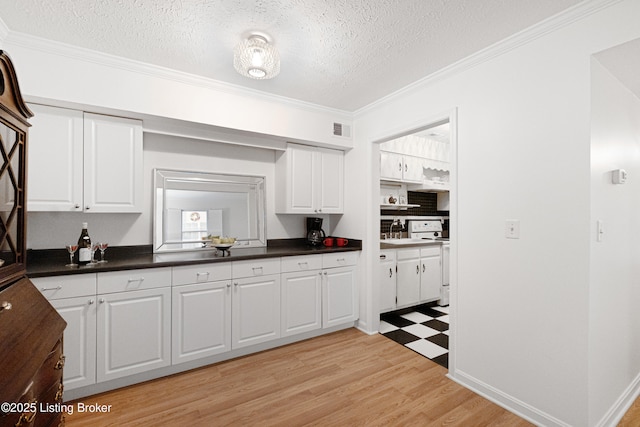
[
  {"left": 27, "top": 104, "right": 84, "bottom": 211},
  {"left": 83, "top": 113, "right": 143, "bottom": 213},
  {"left": 276, "top": 143, "right": 344, "bottom": 214},
  {"left": 380, "top": 150, "right": 424, "bottom": 183},
  {"left": 27, "top": 104, "right": 143, "bottom": 212}
]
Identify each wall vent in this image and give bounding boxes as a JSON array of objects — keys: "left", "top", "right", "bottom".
[{"left": 333, "top": 122, "right": 351, "bottom": 138}]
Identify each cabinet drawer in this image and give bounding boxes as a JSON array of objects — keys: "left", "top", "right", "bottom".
[
  {"left": 281, "top": 255, "right": 322, "bottom": 273},
  {"left": 33, "top": 274, "right": 97, "bottom": 300},
  {"left": 420, "top": 246, "right": 441, "bottom": 257},
  {"left": 322, "top": 252, "right": 358, "bottom": 269},
  {"left": 379, "top": 250, "right": 395, "bottom": 263},
  {"left": 232, "top": 258, "right": 281, "bottom": 279},
  {"left": 397, "top": 249, "right": 420, "bottom": 260},
  {"left": 172, "top": 263, "right": 232, "bottom": 286},
  {"left": 97, "top": 267, "right": 171, "bottom": 294}
]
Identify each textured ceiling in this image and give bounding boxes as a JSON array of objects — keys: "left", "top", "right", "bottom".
[{"left": 0, "top": 0, "right": 585, "bottom": 111}]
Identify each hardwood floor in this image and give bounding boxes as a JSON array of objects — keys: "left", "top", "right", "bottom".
[{"left": 64, "top": 328, "right": 638, "bottom": 426}]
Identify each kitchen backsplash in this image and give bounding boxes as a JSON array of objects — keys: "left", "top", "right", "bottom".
[{"left": 380, "top": 191, "right": 449, "bottom": 235}]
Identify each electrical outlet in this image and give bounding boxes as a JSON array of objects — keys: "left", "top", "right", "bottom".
[{"left": 505, "top": 220, "right": 520, "bottom": 239}]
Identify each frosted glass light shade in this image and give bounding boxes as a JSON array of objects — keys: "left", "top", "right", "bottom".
[{"left": 234, "top": 35, "right": 280, "bottom": 80}]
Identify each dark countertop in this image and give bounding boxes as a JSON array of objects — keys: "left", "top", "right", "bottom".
[
  {"left": 379, "top": 239, "right": 448, "bottom": 250},
  {"left": 27, "top": 239, "right": 362, "bottom": 278}
]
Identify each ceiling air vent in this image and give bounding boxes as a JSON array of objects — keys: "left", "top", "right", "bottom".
[{"left": 333, "top": 122, "right": 351, "bottom": 138}]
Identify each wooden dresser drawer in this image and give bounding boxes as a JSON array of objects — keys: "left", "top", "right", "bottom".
[
  {"left": 33, "top": 339, "right": 64, "bottom": 398},
  {"left": 280, "top": 255, "right": 322, "bottom": 273},
  {"left": 322, "top": 252, "right": 359, "bottom": 269},
  {"left": 172, "top": 263, "right": 232, "bottom": 286},
  {"left": 32, "top": 274, "right": 97, "bottom": 300},
  {"left": 232, "top": 258, "right": 280, "bottom": 279},
  {"left": 97, "top": 267, "right": 171, "bottom": 294}
]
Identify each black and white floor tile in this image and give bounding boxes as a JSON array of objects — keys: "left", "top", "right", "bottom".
[{"left": 379, "top": 304, "right": 449, "bottom": 368}]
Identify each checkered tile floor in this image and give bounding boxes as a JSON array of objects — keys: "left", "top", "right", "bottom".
[{"left": 379, "top": 304, "right": 449, "bottom": 368}]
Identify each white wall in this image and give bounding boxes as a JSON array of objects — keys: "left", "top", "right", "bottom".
[
  {"left": 343, "top": 1, "right": 640, "bottom": 426},
  {"left": 27, "top": 133, "right": 317, "bottom": 249},
  {"left": 589, "top": 58, "right": 640, "bottom": 426}
]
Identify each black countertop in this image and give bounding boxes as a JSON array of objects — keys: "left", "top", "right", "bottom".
[{"left": 26, "top": 239, "right": 362, "bottom": 278}]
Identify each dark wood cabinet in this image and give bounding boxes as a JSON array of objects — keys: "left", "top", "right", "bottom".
[{"left": 0, "top": 51, "right": 67, "bottom": 426}]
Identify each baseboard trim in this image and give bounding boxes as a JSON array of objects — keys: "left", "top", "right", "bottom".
[
  {"left": 449, "top": 370, "right": 572, "bottom": 427},
  {"left": 595, "top": 371, "right": 640, "bottom": 427}
]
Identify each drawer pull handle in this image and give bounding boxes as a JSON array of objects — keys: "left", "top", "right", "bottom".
[
  {"left": 16, "top": 399, "right": 37, "bottom": 425},
  {"left": 389, "top": 268, "right": 393, "bottom": 278},
  {"left": 337, "top": 258, "right": 345, "bottom": 262},
  {"left": 55, "top": 383, "right": 64, "bottom": 401},
  {"left": 380, "top": 254, "right": 386, "bottom": 260},
  {"left": 0, "top": 301, "right": 11, "bottom": 312},
  {"left": 89, "top": 299, "right": 95, "bottom": 305},
  {"left": 297, "top": 262, "right": 308, "bottom": 267},
  {"left": 128, "top": 277, "right": 145, "bottom": 284},
  {"left": 196, "top": 272, "right": 210, "bottom": 278},
  {"left": 54, "top": 355, "right": 66, "bottom": 370},
  {"left": 252, "top": 267, "right": 263, "bottom": 274},
  {"left": 41, "top": 285, "right": 63, "bottom": 291}
]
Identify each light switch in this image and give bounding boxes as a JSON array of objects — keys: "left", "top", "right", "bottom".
[{"left": 505, "top": 220, "right": 520, "bottom": 239}]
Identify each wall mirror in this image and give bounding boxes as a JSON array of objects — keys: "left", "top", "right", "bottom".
[{"left": 153, "top": 169, "right": 266, "bottom": 253}]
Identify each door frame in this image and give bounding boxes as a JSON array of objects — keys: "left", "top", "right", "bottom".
[{"left": 368, "top": 107, "right": 458, "bottom": 376}]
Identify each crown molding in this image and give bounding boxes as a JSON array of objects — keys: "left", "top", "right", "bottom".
[
  {"left": 354, "top": 0, "right": 623, "bottom": 116},
  {"left": 3, "top": 30, "right": 353, "bottom": 119}
]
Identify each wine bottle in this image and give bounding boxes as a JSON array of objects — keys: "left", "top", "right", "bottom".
[{"left": 77, "top": 222, "right": 92, "bottom": 265}]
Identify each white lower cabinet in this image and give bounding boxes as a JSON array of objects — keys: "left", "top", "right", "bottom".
[
  {"left": 231, "top": 258, "right": 281, "bottom": 349},
  {"left": 172, "top": 280, "right": 232, "bottom": 364},
  {"left": 33, "top": 274, "right": 98, "bottom": 392},
  {"left": 396, "top": 249, "right": 421, "bottom": 308},
  {"left": 420, "top": 246, "right": 442, "bottom": 302},
  {"left": 34, "top": 250, "right": 360, "bottom": 397},
  {"left": 31, "top": 274, "right": 97, "bottom": 390},
  {"left": 281, "top": 255, "right": 323, "bottom": 337},
  {"left": 96, "top": 268, "right": 172, "bottom": 382},
  {"left": 51, "top": 296, "right": 97, "bottom": 390},
  {"left": 171, "top": 263, "right": 233, "bottom": 364},
  {"left": 379, "top": 250, "right": 397, "bottom": 313},
  {"left": 322, "top": 253, "right": 359, "bottom": 328}
]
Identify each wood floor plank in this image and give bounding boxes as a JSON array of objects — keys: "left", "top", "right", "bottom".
[{"left": 64, "top": 328, "right": 640, "bottom": 426}]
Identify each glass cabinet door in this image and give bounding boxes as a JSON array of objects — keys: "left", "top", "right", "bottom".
[{"left": 0, "top": 120, "right": 25, "bottom": 270}]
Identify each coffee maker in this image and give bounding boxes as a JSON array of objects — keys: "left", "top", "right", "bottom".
[{"left": 306, "top": 217, "right": 326, "bottom": 246}]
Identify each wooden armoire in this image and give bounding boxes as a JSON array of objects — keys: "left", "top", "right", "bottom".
[{"left": 0, "top": 51, "right": 67, "bottom": 426}]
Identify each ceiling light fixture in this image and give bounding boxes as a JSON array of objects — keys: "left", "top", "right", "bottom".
[{"left": 234, "top": 34, "right": 280, "bottom": 80}]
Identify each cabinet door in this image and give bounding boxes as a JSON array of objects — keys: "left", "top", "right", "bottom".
[
  {"left": 380, "top": 151, "right": 403, "bottom": 181},
  {"left": 402, "top": 155, "right": 425, "bottom": 183},
  {"left": 287, "top": 144, "right": 316, "bottom": 213},
  {"left": 27, "top": 104, "right": 83, "bottom": 211},
  {"left": 172, "top": 281, "right": 231, "bottom": 364},
  {"left": 379, "top": 252, "right": 396, "bottom": 313},
  {"left": 322, "top": 266, "right": 358, "bottom": 328},
  {"left": 51, "top": 296, "right": 97, "bottom": 391},
  {"left": 232, "top": 274, "right": 281, "bottom": 349},
  {"left": 281, "top": 270, "right": 322, "bottom": 337},
  {"left": 96, "top": 287, "right": 171, "bottom": 382},
  {"left": 317, "top": 148, "right": 344, "bottom": 214},
  {"left": 420, "top": 255, "right": 441, "bottom": 302},
  {"left": 396, "top": 258, "right": 420, "bottom": 307},
  {"left": 83, "top": 113, "right": 143, "bottom": 213}
]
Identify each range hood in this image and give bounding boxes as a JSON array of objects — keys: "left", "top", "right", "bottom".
[{"left": 407, "top": 179, "right": 450, "bottom": 193}]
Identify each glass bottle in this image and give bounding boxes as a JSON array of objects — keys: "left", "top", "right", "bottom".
[{"left": 77, "top": 222, "right": 92, "bottom": 265}]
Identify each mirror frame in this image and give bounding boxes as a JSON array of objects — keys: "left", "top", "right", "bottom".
[{"left": 153, "top": 168, "right": 266, "bottom": 253}]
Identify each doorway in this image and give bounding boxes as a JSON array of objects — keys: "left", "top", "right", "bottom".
[{"left": 371, "top": 111, "right": 456, "bottom": 373}]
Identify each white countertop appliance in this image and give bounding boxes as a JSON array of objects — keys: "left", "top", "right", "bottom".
[{"left": 407, "top": 220, "right": 447, "bottom": 240}]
